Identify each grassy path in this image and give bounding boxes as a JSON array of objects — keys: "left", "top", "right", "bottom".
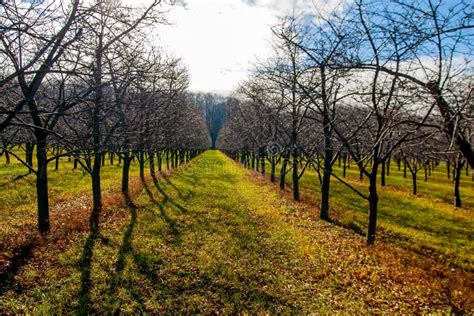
[{"left": 1, "top": 151, "right": 472, "bottom": 313}]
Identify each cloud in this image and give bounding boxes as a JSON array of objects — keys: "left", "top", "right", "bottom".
[
  {"left": 173, "top": 0, "right": 188, "bottom": 9},
  {"left": 154, "top": 0, "right": 279, "bottom": 92},
  {"left": 241, "top": 0, "right": 351, "bottom": 20},
  {"left": 148, "top": 0, "right": 345, "bottom": 92},
  {"left": 240, "top": 0, "right": 317, "bottom": 16}
]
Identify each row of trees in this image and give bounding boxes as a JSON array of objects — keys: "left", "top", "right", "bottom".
[
  {"left": 0, "top": 0, "right": 210, "bottom": 233},
  {"left": 218, "top": 0, "right": 473, "bottom": 245}
]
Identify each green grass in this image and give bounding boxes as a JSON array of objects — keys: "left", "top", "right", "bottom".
[
  {"left": 0, "top": 152, "right": 139, "bottom": 210},
  {"left": 260, "top": 158, "right": 473, "bottom": 270},
  {"left": 0, "top": 151, "right": 472, "bottom": 313},
  {"left": 0, "top": 152, "right": 140, "bottom": 240}
]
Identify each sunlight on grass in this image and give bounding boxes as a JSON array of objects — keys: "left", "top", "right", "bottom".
[
  {"left": 264, "top": 159, "right": 473, "bottom": 270},
  {"left": 0, "top": 151, "right": 472, "bottom": 313}
]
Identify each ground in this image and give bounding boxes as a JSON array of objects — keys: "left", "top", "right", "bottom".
[
  {"left": 264, "top": 156, "right": 474, "bottom": 271},
  {"left": 0, "top": 151, "right": 473, "bottom": 313}
]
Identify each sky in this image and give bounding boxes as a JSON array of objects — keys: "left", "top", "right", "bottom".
[{"left": 155, "top": 0, "right": 318, "bottom": 94}]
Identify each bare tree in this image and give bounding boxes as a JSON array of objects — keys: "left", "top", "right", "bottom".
[
  {"left": 0, "top": 0, "right": 83, "bottom": 233},
  {"left": 275, "top": 13, "right": 352, "bottom": 220},
  {"left": 343, "top": 0, "right": 474, "bottom": 167},
  {"left": 75, "top": 0, "right": 162, "bottom": 230}
]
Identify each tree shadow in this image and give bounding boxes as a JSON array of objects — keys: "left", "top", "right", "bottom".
[
  {"left": 162, "top": 175, "right": 184, "bottom": 199},
  {"left": 142, "top": 177, "right": 182, "bottom": 244},
  {"left": 106, "top": 192, "right": 151, "bottom": 313},
  {"left": 327, "top": 217, "right": 366, "bottom": 237},
  {"left": 76, "top": 159, "right": 297, "bottom": 312},
  {"left": 0, "top": 173, "right": 30, "bottom": 188},
  {"left": 151, "top": 174, "right": 188, "bottom": 214},
  {"left": 0, "top": 242, "right": 34, "bottom": 296},
  {"left": 77, "top": 225, "right": 110, "bottom": 314},
  {"left": 108, "top": 193, "right": 137, "bottom": 291}
]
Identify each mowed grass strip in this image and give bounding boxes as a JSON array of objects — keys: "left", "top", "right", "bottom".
[{"left": 0, "top": 150, "right": 472, "bottom": 313}]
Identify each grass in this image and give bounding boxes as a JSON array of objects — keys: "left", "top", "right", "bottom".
[
  {"left": 0, "top": 150, "right": 473, "bottom": 313},
  {"left": 259, "top": 158, "right": 474, "bottom": 271},
  {"left": 0, "top": 152, "right": 138, "bottom": 210},
  {"left": 0, "top": 152, "right": 139, "bottom": 242}
]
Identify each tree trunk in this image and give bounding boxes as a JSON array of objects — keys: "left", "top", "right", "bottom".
[
  {"left": 412, "top": 170, "right": 417, "bottom": 195},
  {"left": 36, "top": 138, "right": 50, "bottom": 234},
  {"left": 149, "top": 150, "right": 155, "bottom": 176},
  {"left": 320, "top": 141, "right": 333, "bottom": 221},
  {"left": 280, "top": 151, "right": 288, "bottom": 190},
  {"left": 270, "top": 156, "right": 275, "bottom": 182},
  {"left": 292, "top": 147, "right": 299, "bottom": 201},
  {"left": 90, "top": 44, "right": 104, "bottom": 231},
  {"left": 447, "top": 160, "right": 450, "bottom": 179},
  {"left": 121, "top": 152, "right": 131, "bottom": 193},
  {"left": 90, "top": 152, "right": 102, "bottom": 230},
  {"left": 343, "top": 154, "right": 347, "bottom": 177},
  {"left": 158, "top": 150, "right": 162, "bottom": 171},
  {"left": 367, "top": 172, "right": 378, "bottom": 245},
  {"left": 454, "top": 159, "right": 462, "bottom": 208},
  {"left": 139, "top": 151, "right": 145, "bottom": 179},
  {"left": 5, "top": 150, "right": 10, "bottom": 164}
]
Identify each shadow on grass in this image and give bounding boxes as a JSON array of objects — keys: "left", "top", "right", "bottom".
[
  {"left": 79, "top": 159, "right": 295, "bottom": 312},
  {"left": 100, "top": 176, "right": 192, "bottom": 312},
  {"left": 0, "top": 242, "right": 34, "bottom": 296},
  {"left": 327, "top": 217, "right": 366, "bottom": 237},
  {"left": 142, "top": 176, "right": 182, "bottom": 244},
  {"left": 162, "top": 175, "right": 184, "bottom": 199},
  {"left": 0, "top": 173, "right": 30, "bottom": 188},
  {"left": 108, "top": 193, "right": 137, "bottom": 290},
  {"left": 267, "top": 172, "right": 368, "bottom": 238},
  {"left": 152, "top": 174, "right": 188, "bottom": 214},
  {"left": 107, "top": 192, "right": 150, "bottom": 313},
  {"left": 78, "top": 225, "right": 110, "bottom": 314}
]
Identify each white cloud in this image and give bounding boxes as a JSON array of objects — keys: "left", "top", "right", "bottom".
[
  {"left": 153, "top": 0, "right": 282, "bottom": 93},
  {"left": 241, "top": 0, "right": 315, "bottom": 16},
  {"left": 137, "top": 0, "right": 342, "bottom": 93}
]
